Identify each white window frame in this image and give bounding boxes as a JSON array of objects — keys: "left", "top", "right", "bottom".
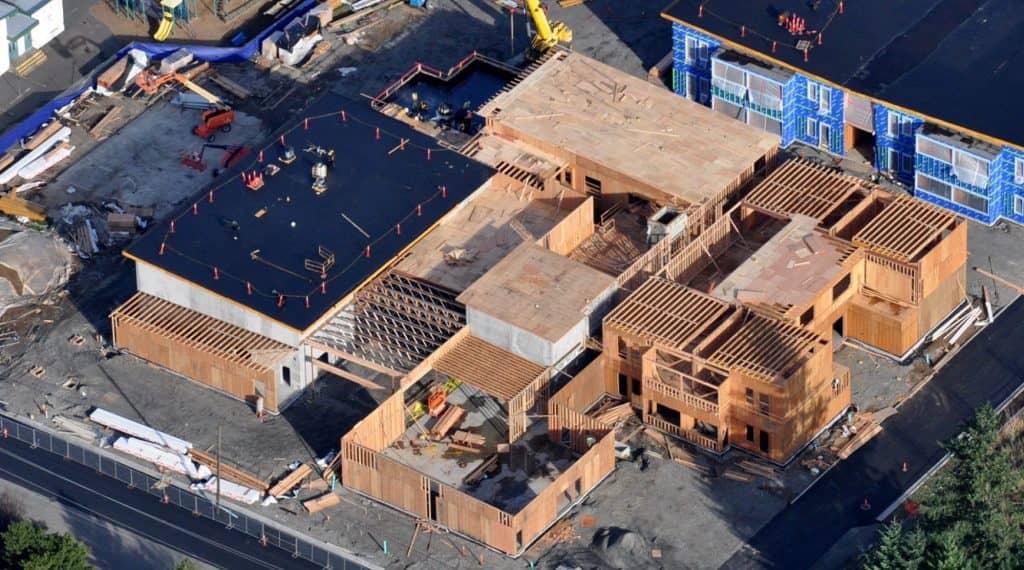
[
  {"left": 887, "top": 113, "right": 899, "bottom": 137},
  {"left": 699, "top": 77, "right": 710, "bottom": 105},
  {"left": 1015, "top": 158, "right": 1024, "bottom": 184},
  {"left": 900, "top": 116, "right": 914, "bottom": 137},
  {"left": 806, "top": 118, "right": 817, "bottom": 138},
  {"left": 685, "top": 37, "right": 697, "bottom": 64},
  {"left": 1015, "top": 195, "right": 1024, "bottom": 216},
  {"left": 686, "top": 72, "right": 697, "bottom": 102},
  {"left": 820, "top": 123, "right": 831, "bottom": 150},
  {"left": 819, "top": 86, "right": 831, "bottom": 114},
  {"left": 888, "top": 148, "right": 899, "bottom": 173},
  {"left": 807, "top": 82, "right": 818, "bottom": 103}
]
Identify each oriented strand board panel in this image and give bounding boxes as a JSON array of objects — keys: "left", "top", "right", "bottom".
[
  {"left": 457, "top": 243, "right": 615, "bottom": 342},
  {"left": 480, "top": 52, "right": 779, "bottom": 206}
]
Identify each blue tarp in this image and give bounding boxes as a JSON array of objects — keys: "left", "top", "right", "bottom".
[{"left": 0, "top": 0, "right": 316, "bottom": 156}]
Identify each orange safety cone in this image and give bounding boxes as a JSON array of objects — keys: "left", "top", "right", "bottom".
[
  {"left": 902, "top": 461, "right": 909, "bottom": 473},
  {"left": 260, "top": 535, "right": 268, "bottom": 547},
  {"left": 162, "top": 493, "right": 170, "bottom": 505},
  {"left": 860, "top": 497, "right": 871, "bottom": 511},
  {"left": 2, "top": 426, "right": 8, "bottom": 439}
]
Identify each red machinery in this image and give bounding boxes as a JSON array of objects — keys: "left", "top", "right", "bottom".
[
  {"left": 427, "top": 387, "right": 448, "bottom": 417},
  {"left": 181, "top": 143, "right": 250, "bottom": 171},
  {"left": 193, "top": 108, "right": 236, "bottom": 141}
]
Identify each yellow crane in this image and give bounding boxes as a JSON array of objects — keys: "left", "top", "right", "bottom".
[{"left": 525, "top": 0, "right": 572, "bottom": 61}]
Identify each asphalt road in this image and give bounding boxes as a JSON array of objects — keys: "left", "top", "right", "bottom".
[
  {"left": 0, "top": 435, "right": 326, "bottom": 570},
  {"left": 724, "top": 297, "right": 1024, "bottom": 569}
]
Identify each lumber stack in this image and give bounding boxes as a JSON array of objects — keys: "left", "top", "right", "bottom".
[
  {"left": 302, "top": 492, "right": 341, "bottom": 513},
  {"left": 208, "top": 72, "right": 251, "bottom": 99},
  {"left": 189, "top": 449, "right": 269, "bottom": 492},
  {"left": 430, "top": 405, "right": 465, "bottom": 440},
  {"left": 736, "top": 459, "right": 781, "bottom": 481},
  {"left": 24, "top": 122, "right": 63, "bottom": 150},
  {"left": 97, "top": 55, "right": 130, "bottom": 90},
  {"left": 836, "top": 419, "right": 882, "bottom": 460},
  {"left": 268, "top": 463, "right": 313, "bottom": 497},
  {"left": 0, "top": 193, "right": 46, "bottom": 221}
]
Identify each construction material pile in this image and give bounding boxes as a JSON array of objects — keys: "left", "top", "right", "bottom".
[{"left": 0, "top": 223, "right": 73, "bottom": 310}]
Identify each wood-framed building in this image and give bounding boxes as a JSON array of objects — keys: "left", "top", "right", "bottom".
[{"left": 601, "top": 159, "right": 966, "bottom": 463}]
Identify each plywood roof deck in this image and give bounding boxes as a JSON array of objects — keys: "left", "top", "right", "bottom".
[
  {"left": 457, "top": 243, "right": 615, "bottom": 342},
  {"left": 605, "top": 278, "right": 731, "bottom": 351},
  {"left": 744, "top": 159, "right": 870, "bottom": 223},
  {"left": 111, "top": 292, "right": 292, "bottom": 371},
  {"left": 480, "top": 51, "right": 779, "bottom": 205},
  {"left": 395, "top": 182, "right": 576, "bottom": 293},
  {"left": 433, "top": 335, "right": 545, "bottom": 401},
  {"left": 711, "top": 215, "right": 858, "bottom": 311},
  {"left": 852, "top": 195, "right": 958, "bottom": 262},
  {"left": 707, "top": 312, "right": 824, "bottom": 384}
]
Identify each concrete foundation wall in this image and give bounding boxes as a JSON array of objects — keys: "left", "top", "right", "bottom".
[{"left": 135, "top": 261, "right": 302, "bottom": 346}]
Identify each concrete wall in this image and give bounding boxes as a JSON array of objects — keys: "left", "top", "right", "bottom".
[{"left": 135, "top": 261, "right": 302, "bottom": 346}]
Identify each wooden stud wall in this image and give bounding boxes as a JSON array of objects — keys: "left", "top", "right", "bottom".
[
  {"left": 508, "top": 370, "right": 552, "bottom": 443},
  {"left": 918, "top": 221, "right": 967, "bottom": 300},
  {"left": 536, "top": 196, "right": 595, "bottom": 256},
  {"left": 435, "top": 485, "right": 517, "bottom": 554},
  {"left": 660, "top": 212, "right": 734, "bottom": 285},
  {"left": 341, "top": 440, "right": 430, "bottom": 519},
  {"left": 548, "top": 355, "right": 612, "bottom": 452},
  {"left": 512, "top": 433, "right": 615, "bottom": 551},
  {"left": 344, "top": 389, "right": 406, "bottom": 452}
]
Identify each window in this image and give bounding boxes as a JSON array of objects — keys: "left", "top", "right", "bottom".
[
  {"left": 916, "top": 173, "right": 952, "bottom": 200},
  {"left": 745, "top": 387, "right": 754, "bottom": 406},
  {"left": 820, "top": 123, "right": 831, "bottom": 150},
  {"left": 819, "top": 86, "right": 831, "bottom": 114},
  {"left": 832, "top": 274, "right": 851, "bottom": 300},
  {"left": 887, "top": 113, "right": 900, "bottom": 137},
  {"left": 745, "top": 425, "right": 755, "bottom": 442},
  {"left": 901, "top": 153, "right": 914, "bottom": 174},
  {"left": 282, "top": 366, "right": 292, "bottom": 387},
  {"left": 713, "top": 98, "right": 745, "bottom": 121},
  {"left": 686, "top": 72, "right": 697, "bottom": 102},
  {"left": 952, "top": 150, "right": 990, "bottom": 188},
  {"left": 806, "top": 118, "right": 817, "bottom": 138},
  {"left": 631, "top": 378, "right": 642, "bottom": 396},
  {"left": 758, "top": 394, "right": 770, "bottom": 416},
  {"left": 617, "top": 337, "right": 627, "bottom": 358},
  {"left": 807, "top": 82, "right": 818, "bottom": 102},
  {"left": 685, "top": 37, "right": 697, "bottom": 63},
  {"left": 1016, "top": 158, "right": 1024, "bottom": 185},
  {"left": 561, "top": 167, "right": 573, "bottom": 187},
  {"left": 917, "top": 136, "right": 952, "bottom": 163},
  {"left": 800, "top": 306, "right": 814, "bottom": 326},
  {"left": 748, "top": 112, "right": 782, "bottom": 136},
  {"left": 888, "top": 149, "right": 899, "bottom": 173},
  {"left": 759, "top": 430, "right": 770, "bottom": 453},
  {"left": 618, "top": 374, "right": 628, "bottom": 396},
  {"left": 1015, "top": 195, "right": 1024, "bottom": 216},
  {"left": 901, "top": 116, "right": 914, "bottom": 137},
  {"left": 748, "top": 75, "right": 783, "bottom": 112},
  {"left": 952, "top": 187, "right": 988, "bottom": 214},
  {"left": 584, "top": 176, "right": 602, "bottom": 197},
  {"left": 699, "top": 77, "right": 710, "bottom": 104}
]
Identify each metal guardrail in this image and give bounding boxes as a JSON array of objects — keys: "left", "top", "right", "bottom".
[{"left": 0, "top": 414, "right": 376, "bottom": 570}]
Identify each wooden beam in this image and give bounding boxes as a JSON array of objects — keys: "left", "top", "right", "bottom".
[
  {"left": 312, "top": 359, "right": 386, "bottom": 391},
  {"left": 306, "top": 339, "right": 403, "bottom": 376}
]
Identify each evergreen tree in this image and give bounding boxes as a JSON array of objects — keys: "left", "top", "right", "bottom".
[
  {"left": 1, "top": 521, "right": 92, "bottom": 570},
  {"left": 926, "top": 533, "right": 971, "bottom": 570},
  {"left": 862, "top": 520, "right": 914, "bottom": 570}
]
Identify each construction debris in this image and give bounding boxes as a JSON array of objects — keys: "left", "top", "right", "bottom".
[
  {"left": 268, "top": 463, "right": 313, "bottom": 498},
  {"left": 189, "top": 449, "right": 269, "bottom": 492}
]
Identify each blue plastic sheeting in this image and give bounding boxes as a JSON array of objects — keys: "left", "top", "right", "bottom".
[
  {"left": 0, "top": 0, "right": 316, "bottom": 156},
  {"left": 114, "top": 0, "right": 316, "bottom": 64},
  {"left": 0, "top": 89, "right": 86, "bottom": 158}
]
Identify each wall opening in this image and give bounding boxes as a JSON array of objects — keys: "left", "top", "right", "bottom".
[
  {"left": 655, "top": 403, "right": 681, "bottom": 426},
  {"left": 759, "top": 430, "right": 770, "bottom": 453},
  {"left": 282, "top": 365, "right": 292, "bottom": 387}
]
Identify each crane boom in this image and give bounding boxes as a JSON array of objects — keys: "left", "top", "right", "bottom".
[{"left": 524, "top": 0, "right": 572, "bottom": 61}]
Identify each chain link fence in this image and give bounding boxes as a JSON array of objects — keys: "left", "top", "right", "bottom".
[{"left": 0, "top": 414, "right": 375, "bottom": 570}]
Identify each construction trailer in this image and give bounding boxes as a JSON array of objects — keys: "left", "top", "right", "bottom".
[
  {"left": 0, "top": 0, "right": 65, "bottom": 75},
  {"left": 662, "top": 0, "right": 1024, "bottom": 226},
  {"left": 601, "top": 159, "right": 967, "bottom": 463}
]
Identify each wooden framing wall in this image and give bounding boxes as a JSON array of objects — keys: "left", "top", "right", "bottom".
[
  {"left": 508, "top": 370, "right": 552, "bottom": 443},
  {"left": 110, "top": 292, "right": 287, "bottom": 411},
  {"left": 548, "top": 355, "right": 613, "bottom": 452},
  {"left": 345, "top": 388, "right": 407, "bottom": 451},
  {"left": 536, "top": 196, "right": 595, "bottom": 256},
  {"left": 342, "top": 440, "right": 430, "bottom": 518},
  {"left": 660, "top": 210, "right": 735, "bottom": 285}
]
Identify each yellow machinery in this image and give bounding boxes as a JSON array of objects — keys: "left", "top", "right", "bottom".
[
  {"left": 525, "top": 0, "right": 572, "bottom": 61},
  {"left": 153, "top": 0, "right": 181, "bottom": 42}
]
